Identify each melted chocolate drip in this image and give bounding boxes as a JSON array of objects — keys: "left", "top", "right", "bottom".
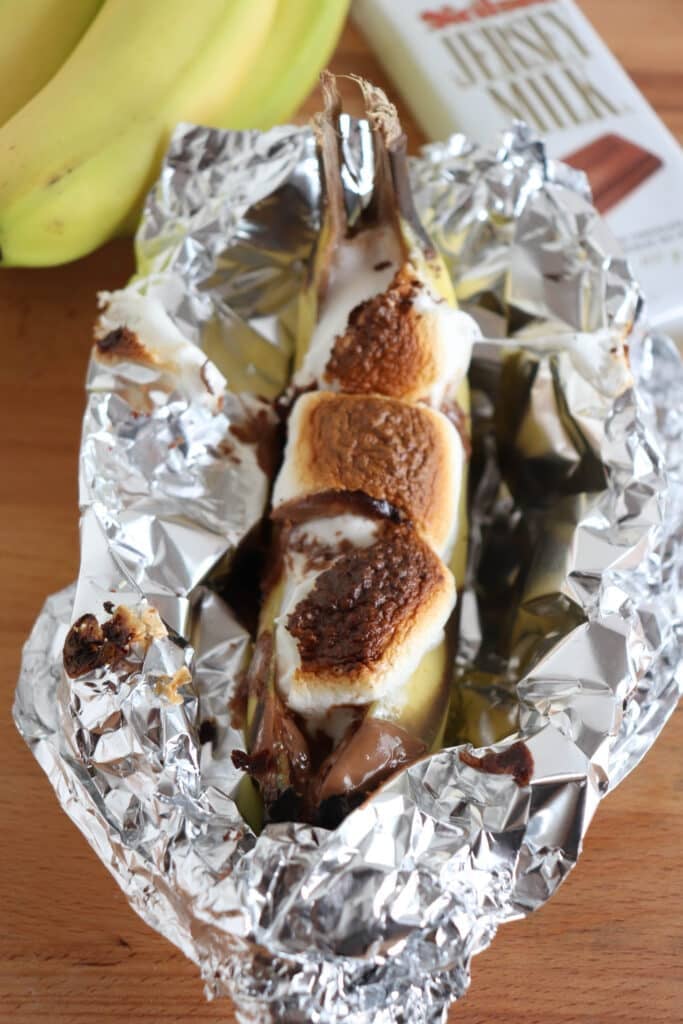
[
  {"left": 272, "top": 488, "right": 405, "bottom": 527},
  {"left": 460, "top": 740, "right": 534, "bottom": 787}
]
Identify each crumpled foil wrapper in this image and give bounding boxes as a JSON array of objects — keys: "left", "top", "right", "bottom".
[{"left": 14, "top": 120, "right": 683, "bottom": 1023}]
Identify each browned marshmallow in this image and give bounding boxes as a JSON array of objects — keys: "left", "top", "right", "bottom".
[
  {"left": 323, "top": 266, "right": 440, "bottom": 400},
  {"left": 272, "top": 392, "right": 463, "bottom": 557},
  {"left": 277, "top": 522, "right": 455, "bottom": 714}
]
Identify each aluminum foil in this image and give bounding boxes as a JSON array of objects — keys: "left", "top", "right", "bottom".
[{"left": 14, "top": 120, "right": 683, "bottom": 1023}]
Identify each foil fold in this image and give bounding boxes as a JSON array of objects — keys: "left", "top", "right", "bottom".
[{"left": 14, "top": 121, "right": 683, "bottom": 1023}]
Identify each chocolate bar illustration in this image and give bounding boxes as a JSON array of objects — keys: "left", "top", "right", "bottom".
[{"left": 563, "top": 133, "right": 663, "bottom": 214}]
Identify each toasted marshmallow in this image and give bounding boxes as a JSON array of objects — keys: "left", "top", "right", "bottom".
[
  {"left": 302, "top": 226, "right": 402, "bottom": 384},
  {"left": 274, "top": 522, "right": 455, "bottom": 716},
  {"left": 95, "top": 288, "right": 225, "bottom": 409},
  {"left": 300, "top": 262, "right": 478, "bottom": 406},
  {"left": 272, "top": 391, "right": 464, "bottom": 559}
]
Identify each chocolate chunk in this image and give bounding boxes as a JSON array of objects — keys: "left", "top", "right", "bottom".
[{"left": 315, "top": 717, "right": 426, "bottom": 802}]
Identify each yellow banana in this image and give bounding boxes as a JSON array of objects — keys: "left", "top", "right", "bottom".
[
  {"left": 0, "top": 0, "right": 104, "bottom": 127},
  {"left": 0, "top": 0, "right": 279, "bottom": 267},
  {"left": 224, "top": 0, "right": 350, "bottom": 130}
]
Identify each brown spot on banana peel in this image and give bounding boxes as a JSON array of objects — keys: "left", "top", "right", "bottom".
[{"left": 47, "top": 168, "right": 73, "bottom": 187}]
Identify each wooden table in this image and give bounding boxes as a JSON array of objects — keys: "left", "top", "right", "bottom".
[{"left": 1, "top": 3, "right": 681, "bottom": 1021}]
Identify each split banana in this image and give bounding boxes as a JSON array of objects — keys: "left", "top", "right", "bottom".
[
  {"left": 0, "top": 0, "right": 349, "bottom": 267},
  {"left": 235, "top": 75, "right": 479, "bottom": 830}
]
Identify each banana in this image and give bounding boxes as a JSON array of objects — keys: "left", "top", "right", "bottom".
[
  {"left": 0, "top": 0, "right": 104, "bottom": 127},
  {"left": 236, "top": 76, "right": 478, "bottom": 829},
  {"left": 222, "top": 0, "right": 350, "bottom": 131},
  {"left": 0, "top": 0, "right": 280, "bottom": 267}
]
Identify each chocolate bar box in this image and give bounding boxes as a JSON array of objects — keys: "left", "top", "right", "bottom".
[{"left": 354, "top": 0, "right": 683, "bottom": 341}]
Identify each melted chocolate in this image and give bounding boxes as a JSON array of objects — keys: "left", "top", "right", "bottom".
[
  {"left": 286, "top": 522, "right": 443, "bottom": 675},
  {"left": 459, "top": 740, "right": 534, "bottom": 787},
  {"left": 229, "top": 407, "right": 282, "bottom": 479},
  {"left": 199, "top": 718, "right": 218, "bottom": 747},
  {"left": 283, "top": 523, "right": 356, "bottom": 575},
  {"left": 272, "top": 488, "right": 404, "bottom": 527},
  {"left": 315, "top": 717, "right": 426, "bottom": 802},
  {"left": 274, "top": 381, "right": 316, "bottom": 422}
]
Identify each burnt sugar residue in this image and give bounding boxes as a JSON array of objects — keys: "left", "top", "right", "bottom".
[
  {"left": 460, "top": 740, "right": 534, "bottom": 787},
  {"left": 96, "top": 326, "right": 149, "bottom": 362},
  {"left": 325, "top": 267, "right": 436, "bottom": 398},
  {"left": 63, "top": 609, "right": 134, "bottom": 678},
  {"left": 286, "top": 522, "right": 444, "bottom": 675}
]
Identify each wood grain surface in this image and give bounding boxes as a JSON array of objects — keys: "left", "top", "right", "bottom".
[{"left": 1, "top": 3, "right": 682, "bottom": 1022}]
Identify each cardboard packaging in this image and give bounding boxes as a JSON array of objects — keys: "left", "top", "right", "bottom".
[{"left": 353, "top": 0, "right": 683, "bottom": 341}]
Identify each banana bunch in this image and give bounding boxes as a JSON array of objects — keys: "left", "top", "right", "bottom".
[
  {"left": 0, "top": 0, "right": 349, "bottom": 267},
  {"left": 235, "top": 76, "right": 479, "bottom": 831}
]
